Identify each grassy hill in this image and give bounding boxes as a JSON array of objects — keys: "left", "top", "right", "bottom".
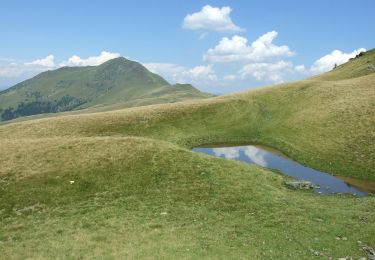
[
  {"left": 0, "top": 49, "right": 374, "bottom": 258},
  {"left": 312, "top": 49, "right": 375, "bottom": 81},
  {"left": 0, "top": 57, "right": 212, "bottom": 121}
]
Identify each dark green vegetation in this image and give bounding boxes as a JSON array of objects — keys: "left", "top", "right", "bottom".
[
  {"left": 0, "top": 49, "right": 374, "bottom": 258},
  {"left": 0, "top": 57, "right": 212, "bottom": 121}
]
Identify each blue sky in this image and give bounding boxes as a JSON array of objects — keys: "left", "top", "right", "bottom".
[{"left": 0, "top": 0, "right": 374, "bottom": 93}]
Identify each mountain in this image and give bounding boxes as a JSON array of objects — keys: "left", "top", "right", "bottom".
[
  {"left": 0, "top": 49, "right": 374, "bottom": 258},
  {"left": 0, "top": 57, "right": 213, "bottom": 121}
]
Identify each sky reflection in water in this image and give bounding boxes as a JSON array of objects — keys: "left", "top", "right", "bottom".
[{"left": 193, "top": 145, "right": 367, "bottom": 196}]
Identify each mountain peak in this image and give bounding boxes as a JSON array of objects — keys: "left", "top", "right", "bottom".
[
  {"left": 99, "top": 56, "right": 148, "bottom": 69},
  {"left": 98, "top": 56, "right": 150, "bottom": 74},
  {"left": 101, "top": 56, "right": 131, "bottom": 64},
  {"left": 0, "top": 56, "right": 211, "bottom": 121}
]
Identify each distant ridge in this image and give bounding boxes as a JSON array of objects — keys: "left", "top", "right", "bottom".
[{"left": 0, "top": 57, "right": 213, "bottom": 121}]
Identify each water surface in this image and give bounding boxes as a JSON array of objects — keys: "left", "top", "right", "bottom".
[{"left": 193, "top": 145, "right": 371, "bottom": 196}]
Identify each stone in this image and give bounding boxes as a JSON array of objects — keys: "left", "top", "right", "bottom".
[{"left": 285, "top": 180, "right": 314, "bottom": 189}]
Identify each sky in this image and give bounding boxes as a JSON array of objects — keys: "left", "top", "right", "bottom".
[{"left": 0, "top": 0, "right": 374, "bottom": 94}]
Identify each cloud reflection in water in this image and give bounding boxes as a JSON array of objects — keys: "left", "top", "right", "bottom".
[
  {"left": 194, "top": 145, "right": 368, "bottom": 196},
  {"left": 213, "top": 146, "right": 268, "bottom": 167}
]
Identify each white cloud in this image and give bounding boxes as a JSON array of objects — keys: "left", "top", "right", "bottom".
[
  {"left": 239, "top": 60, "right": 293, "bottom": 83},
  {"left": 25, "top": 54, "right": 55, "bottom": 67},
  {"left": 294, "top": 64, "right": 306, "bottom": 73},
  {"left": 183, "top": 5, "right": 244, "bottom": 32},
  {"left": 143, "top": 63, "right": 218, "bottom": 85},
  {"left": 60, "top": 51, "right": 121, "bottom": 67},
  {"left": 204, "top": 31, "right": 294, "bottom": 63},
  {"left": 310, "top": 48, "right": 366, "bottom": 74},
  {"left": 0, "top": 55, "right": 56, "bottom": 79},
  {"left": 187, "top": 65, "right": 218, "bottom": 81}
]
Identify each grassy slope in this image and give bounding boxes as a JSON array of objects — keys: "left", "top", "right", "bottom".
[
  {"left": 0, "top": 50, "right": 374, "bottom": 258},
  {"left": 1, "top": 71, "right": 374, "bottom": 180},
  {"left": 313, "top": 49, "right": 375, "bottom": 81},
  {"left": 1, "top": 137, "right": 374, "bottom": 259}
]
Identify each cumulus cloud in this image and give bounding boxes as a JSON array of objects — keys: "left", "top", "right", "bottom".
[
  {"left": 239, "top": 60, "right": 294, "bottom": 83},
  {"left": 204, "top": 31, "right": 294, "bottom": 63},
  {"left": 310, "top": 48, "right": 366, "bottom": 74},
  {"left": 0, "top": 55, "right": 56, "bottom": 79},
  {"left": 0, "top": 55, "right": 57, "bottom": 88},
  {"left": 143, "top": 63, "right": 218, "bottom": 85},
  {"left": 187, "top": 65, "right": 218, "bottom": 81},
  {"left": 183, "top": 5, "right": 244, "bottom": 32},
  {"left": 294, "top": 64, "right": 306, "bottom": 73},
  {"left": 25, "top": 54, "right": 55, "bottom": 67},
  {"left": 60, "top": 51, "right": 120, "bottom": 67}
]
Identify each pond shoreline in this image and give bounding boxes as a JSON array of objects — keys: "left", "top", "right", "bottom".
[{"left": 193, "top": 144, "right": 374, "bottom": 196}]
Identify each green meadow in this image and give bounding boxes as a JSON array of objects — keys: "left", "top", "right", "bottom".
[{"left": 0, "top": 50, "right": 374, "bottom": 259}]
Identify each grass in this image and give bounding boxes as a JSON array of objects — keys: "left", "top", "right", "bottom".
[
  {"left": 0, "top": 50, "right": 374, "bottom": 258},
  {"left": 1, "top": 72, "right": 374, "bottom": 180},
  {"left": 1, "top": 137, "right": 374, "bottom": 259}
]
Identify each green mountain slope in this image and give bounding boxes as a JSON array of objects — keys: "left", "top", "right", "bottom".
[
  {"left": 0, "top": 49, "right": 374, "bottom": 258},
  {"left": 0, "top": 57, "right": 212, "bottom": 121}
]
